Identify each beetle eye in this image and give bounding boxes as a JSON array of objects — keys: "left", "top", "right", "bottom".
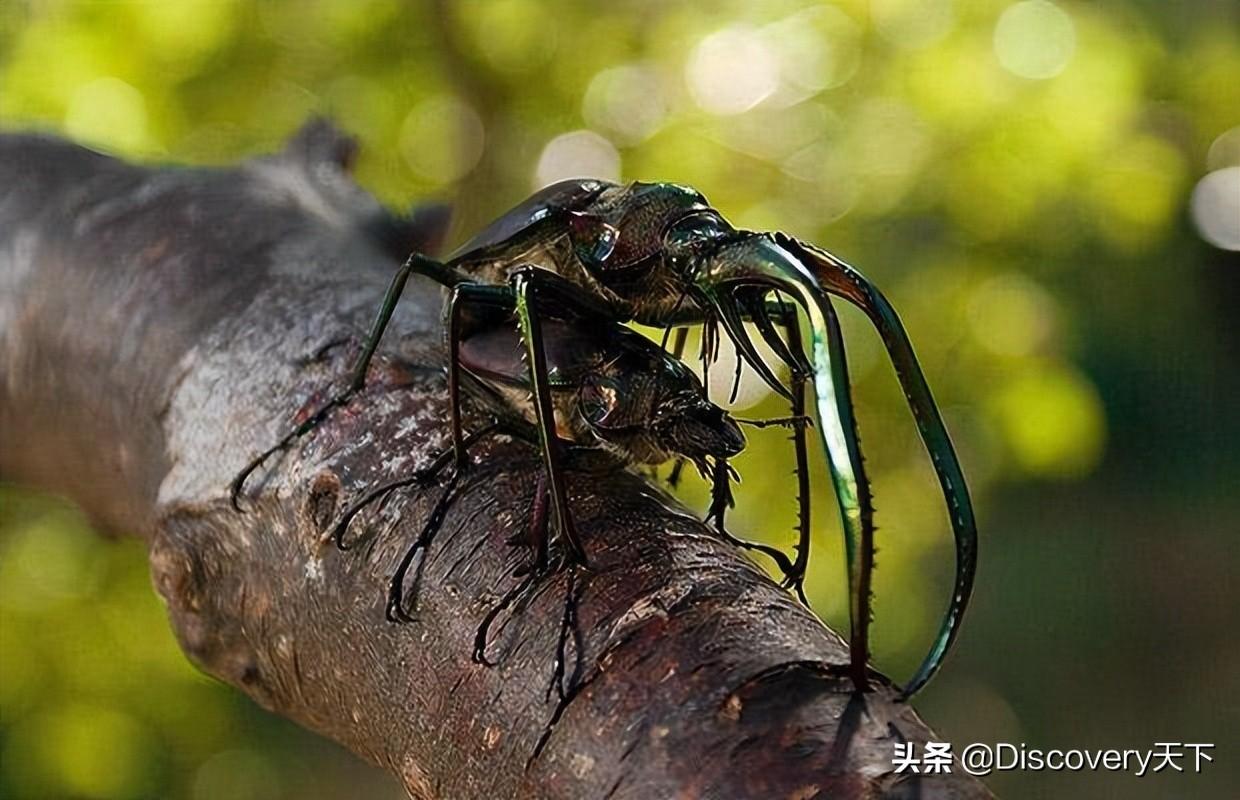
[
  {"left": 567, "top": 211, "right": 619, "bottom": 267},
  {"left": 579, "top": 376, "right": 620, "bottom": 426},
  {"left": 663, "top": 212, "right": 733, "bottom": 273}
]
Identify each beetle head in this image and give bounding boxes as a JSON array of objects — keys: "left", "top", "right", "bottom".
[
  {"left": 653, "top": 395, "right": 746, "bottom": 462},
  {"left": 567, "top": 182, "right": 712, "bottom": 280},
  {"left": 578, "top": 357, "right": 744, "bottom": 466}
]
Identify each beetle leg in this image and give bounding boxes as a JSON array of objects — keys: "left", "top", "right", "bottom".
[
  {"left": 546, "top": 566, "right": 582, "bottom": 702},
  {"left": 448, "top": 285, "right": 468, "bottom": 469},
  {"left": 530, "top": 475, "right": 551, "bottom": 573},
  {"left": 508, "top": 266, "right": 619, "bottom": 320},
  {"left": 385, "top": 468, "right": 463, "bottom": 623},
  {"left": 446, "top": 282, "right": 516, "bottom": 467},
  {"left": 767, "top": 299, "right": 818, "bottom": 611},
  {"left": 473, "top": 550, "right": 586, "bottom": 690},
  {"left": 704, "top": 457, "right": 735, "bottom": 529},
  {"left": 706, "top": 458, "right": 799, "bottom": 579},
  {"left": 472, "top": 569, "right": 537, "bottom": 667},
  {"left": 330, "top": 422, "right": 500, "bottom": 549},
  {"left": 510, "top": 268, "right": 590, "bottom": 567},
  {"left": 772, "top": 235, "right": 976, "bottom": 700},
  {"left": 531, "top": 565, "right": 589, "bottom": 765},
  {"left": 230, "top": 252, "right": 468, "bottom": 509},
  {"left": 728, "top": 345, "right": 745, "bottom": 404},
  {"left": 698, "top": 234, "right": 878, "bottom": 687},
  {"left": 660, "top": 326, "right": 691, "bottom": 488},
  {"left": 735, "top": 415, "right": 813, "bottom": 429},
  {"left": 738, "top": 281, "right": 874, "bottom": 688},
  {"left": 767, "top": 295, "right": 872, "bottom": 674},
  {"left": 728, "top": 291, "right": 817, "bottom": 608}
]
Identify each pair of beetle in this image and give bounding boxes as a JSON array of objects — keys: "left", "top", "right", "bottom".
[{"left": 231, "top": 179, "right": 976, "bottom": 701}]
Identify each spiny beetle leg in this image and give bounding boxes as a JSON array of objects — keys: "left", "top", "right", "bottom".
[
  {"left": 385, "top": 469, "right": 463, "bottom": 623},
  {"left": 229, "top": 252, "right": 467, "bottom": 510},
  {"left": 510, "top": 268, "right": 589, "bottom": 567},
  {"left": 768, "top": 295, "right": 872, "bottom": 685},
  {"left": 735, "top": 414, "right": 814, "bottom": 430},
  {"left": 662, "top": 328, "right": 689, "bottom": 493},
  {"left": 661, "top": 327, "right": 689, "bottom": 493},
  {"left": 506, "top": 472, "right": 549, "bottom": 548},
  {"left": 472, "top": 546, "right": 577, "bottom": 670},
  {"left": 765, "top": 299, "right": 815, "bottom": 610},
  {"left": 772, "top": 235, "right": 976, "bottom": 699},
  {"left": 545, "top": 566, "right": 583, "bottom": 703},
  {"left": 706, "top": 458, "right": 799, "bottom": 580}
]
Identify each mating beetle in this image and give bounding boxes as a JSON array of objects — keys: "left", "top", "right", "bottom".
[
  {"left": 459, "top": 314, "right": 746, "bottom": 473},
  {"left": 328, "top": 293, "right": 786, "bottom": 625},
  {"left": 449, "top": 182, "right": 975, "bottom": 699},
  {"left": 233, "top": 179, "right": 975, "bottom": 699}
]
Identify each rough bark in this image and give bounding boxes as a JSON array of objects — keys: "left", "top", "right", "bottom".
[{"left": 0, "top": 123, "right": 992, "bottom": 799}]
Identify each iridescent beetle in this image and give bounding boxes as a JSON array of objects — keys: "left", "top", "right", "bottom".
[
  {"left": 326, "top": 288, "right": 790, "bottom": 625},
  {"left": 233, "top": 179, "right": 976, "bottom": 699}
]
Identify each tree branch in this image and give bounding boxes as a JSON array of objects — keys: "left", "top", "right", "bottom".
[{"left": 0, "top": 123, "right": 992, "bottom": 799}]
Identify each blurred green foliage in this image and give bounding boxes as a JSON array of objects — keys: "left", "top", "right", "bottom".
[{"left": 1, "top": 1, "right": 1237, "bottom": 798}]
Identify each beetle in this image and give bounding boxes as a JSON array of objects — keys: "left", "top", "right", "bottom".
[
  {"left": 232, "top": 179, "right": 974, "bottom": 699},
  {"left": 448, "top": 185, "right": 974, "bottom": 699},
  {"left": 326, "top": 290, "right": 792, "bottom": 624}
]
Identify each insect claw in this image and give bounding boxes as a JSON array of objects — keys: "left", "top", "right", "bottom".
[
  {"left": 741, "top": 289, "right": 807, "bottom": 378},
  {"left": 714, "top": 296, "right": 792, "bottom": 400},
  {"left": 384, "top": 593, "right": 407, "bottom": 624}
]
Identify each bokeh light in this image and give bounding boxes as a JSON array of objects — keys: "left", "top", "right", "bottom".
[
  {"left": 4, "top": 703, "right": 157, "bottom": 799},
  {"left": 1206, "top": 125, "right": 1240, "bottom": 171},
  {"left": 967, "top": 273, "right": 1059, "bottom": 358},
  {"left": 685, "top": 25, "right": 780, "bottom": 116},
  {"left": 1190, "top": 167, "right": 1240, "bottom": 251},
  {"left": 582, "top": 64, "right": 669, "bottom": 146},
  {"left": 989, "top": 364, "right": 1106, "bottom": 478},
  {"left": 762, "top": 6, "right": 862, "bottom": 96},
  {"left": 993, "top": 1, "right": 1077, "bottom": 80},
  {"left": 533, "top": 129, "right": 621, "bottom": 189},
  {"left": 399, "top": 95, "right": 485, "bottom": 185}
]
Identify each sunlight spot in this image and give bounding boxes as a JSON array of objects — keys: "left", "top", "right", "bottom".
[
  {"left": 994, "top": 1, "right": 1076, "bottom": 80},
  {"left": 686, "top": 26, "right": 779, "bottom": 116},
  {"left": 762, "top": 6, "right": 861, "bottom": 96},
  {"left": 582, "top": 64, "right": 669, "bottom": 145},
  {"left": 399, "top": 95, "right": 485, "bottom": 185},
  {"left": 1190, "top": 167, "right": 1240, "bottom": 252},
  {"left": 990, "top": 364, "right": 1105, "bottom": 478},
  {"left": 42, "top": 705, "right": 155, "bottom": 798},
  {"left": 534, "top": 130, "right": 620, "bottom": 189}
]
